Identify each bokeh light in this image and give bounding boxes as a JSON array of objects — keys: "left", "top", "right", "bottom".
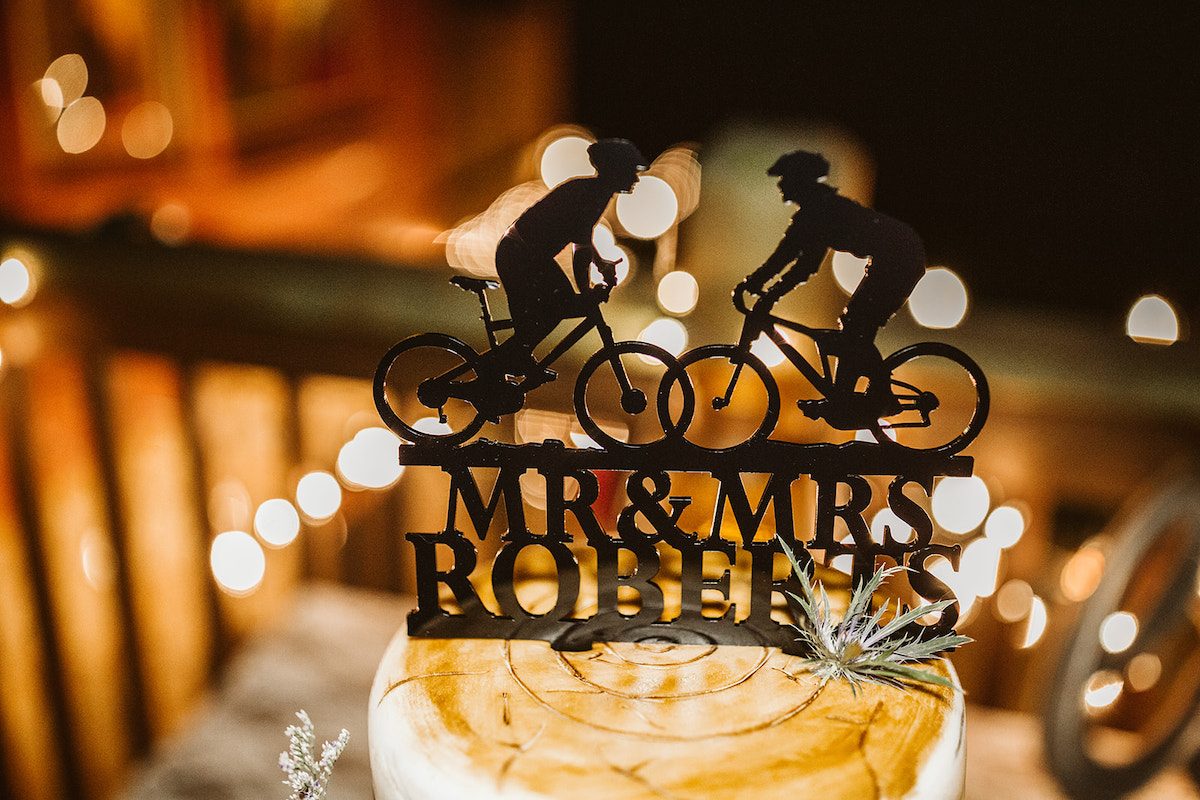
[
  {"left": 648, "top": 146, "right": 702, "bottom": 221},
  {"left": 750, "top": 333, "right": 787, "bottom": 368},
  {"left": 442, "top": 182, "right": 547, "bottom": 277},
  {"left": 1126, "top": 294, "right": 1179, "bottom": 345},
  {"left": 1084, "top": 670, "right": 1124, "bottom": 712},
  {"left": 296, "top": 470, "right": 342, "bottom": 522},
  {"left": 1127, "top": 653, "right": 1162, "bottom": 692},
  {"left": 210, "top": 530, "right": 266, "bottom": 595},
  {"left": 150, "top": 202, "right": 192, "bottom": 245},
  {"left": 1099, "top": 611, "right": 1138, "bottom": 654},
  {"left": 961, "top": 537, "right": 1002, "bottom": 598},
  {"left": 0, "top": 256, "right": 36, "bottom": 306},
  {"left": 539, "top": 134, "right": 595, "bottom": 189},
  {"left": 412, "top": 416, "right": 453, "bottom": 438},
  {"left": 870, "top": 507, "right": 915, "bottom": 544},
  {"left": 931, "top": 475, "right": 990, "bottom": 534},
  {"left": 1020, "top": 595, "right": 1048, "bottom": 648},
  {"left": 832, "top": 251, "right": 868, "bottom": 294},
  {"left": 638, "top": 317, "right": 688, "bottom": 358},
  {"left": 80, "top": 529, "right": 115, "bottom": 591},
  {"left": 908, "top": 267, "right": 968, "bottom": 329},
  {"left": 616, "top": 175, "right": 679, "bottom": 239},
  {"left": 254, "top": 498, "right": 301, "bottom": 548},
  {"left": 984, "top": 504, "right": 1026, "bottom": 548},
  {"left": 1061, "top": 543, "right": 1106, "bottom": 603},
  {"left": 57, "top": 96, "right": 106, "bottom": 154},
  {"left": 589, "top": 224, "right": 632, "bottom": 285},
  {"left": 42, "top": 54, "right": 87, "bottom": 110},
  {"left": 925, "top": 556, "right": 976, "bottom": 621},
  {"left": 122, "top": 100, "right": 173, "bottom": 159},
  {"left": 657, "top": 270, "right": 699, "bottom": 315},
  {"left": 995, "top": 578, "right": 1034, "bottom": 623},
  {"left": 337, "top": 426, "right": 405, "bottom": 490}
]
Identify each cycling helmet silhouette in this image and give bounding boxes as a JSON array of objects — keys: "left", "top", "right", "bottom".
[
  {"left": 588, "top": 139, "right": 649, "bottom": 174},
  {"left": 767, "top": 150, "right": 830, "bottom": 183}
]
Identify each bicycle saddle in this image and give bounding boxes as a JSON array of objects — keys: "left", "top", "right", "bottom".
[{"left": 449, "top": 275, "right": 499, "bottom": 293}]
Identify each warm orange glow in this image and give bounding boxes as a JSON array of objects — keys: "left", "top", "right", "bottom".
[
  {"left": 995, "top": 578, "right": 1033, "bottom": 622},
  {"left": 150, "top": 203, "right": 192, "bottom": 245},
  {"left": 616, "top": 176, "right": 679, "bottom": 239},
  {"left": 295, "top": 470, "right": 342, "bottom": 521},
  {"left": 57, "top": 97, "right": 106, "bottom": 154},
  {"left": 1061, "top": 544, "right": 1106, "bottom": 602},
  {"left": 210, "top": 530, "right": 266, "bottom": 595},
  {"left": 254, "top": 498, "right": 301, "bottom": 548},
  {"left": 1126, "top": 294, "right": 1180, "bottom": 344},
  {"left": 908, "top": 267, "right": 968, "bottom": 329},
  {"left": 656, "top": 270, "right": 699, "bottom": 315},
  {"left": 122, "top": 101, "right": 173, "bottom": 159},
  {"left": 1126, "top": 652, "right": 1162, "bottom": 692},
  {"left": 80, "top": 530, "right": 115, "bottom": 592}
]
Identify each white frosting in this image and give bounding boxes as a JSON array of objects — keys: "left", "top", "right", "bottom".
[
  {"left": 370, "top": 629, "right": 965, "bottom": 800},
  {"left": 904, "top": 669, "right": 966, "bottom": 800}
]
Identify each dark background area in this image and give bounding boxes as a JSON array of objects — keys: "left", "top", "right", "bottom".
[{"left": 571, "top": 3, "right": 1200, "bottom": 319}]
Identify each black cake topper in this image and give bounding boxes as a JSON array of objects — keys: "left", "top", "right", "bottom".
[{"left": 374, "top": 142, "right": 989, "bottom": 658}]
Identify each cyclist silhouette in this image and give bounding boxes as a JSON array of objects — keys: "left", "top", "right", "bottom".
[
  {"left": 496, "top": 138, "right": 647, "bottom": 376},
  {"left": 735, "top": 150, "right": 927, "bottom": 417}
]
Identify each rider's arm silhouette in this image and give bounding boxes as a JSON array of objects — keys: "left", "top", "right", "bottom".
[{"left": 741, "top": 213, "right": 826, "bottom": 302}]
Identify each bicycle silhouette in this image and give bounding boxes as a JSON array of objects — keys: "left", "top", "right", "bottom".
[
  {"left": 374, "top": 276, "right": 694, "bottom": 448},
  {"left": 664, "top": 289, "right": 989, "bottom": 454}
]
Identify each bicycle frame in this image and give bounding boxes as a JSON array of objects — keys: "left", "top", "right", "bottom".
[
  {"left": 428, "top": 289, "right": 637, "bottom": 407},
  {"left": 717, "top": 304, "right": 836, "bottom": 409}
]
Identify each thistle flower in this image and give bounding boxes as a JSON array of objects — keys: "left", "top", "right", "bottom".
[
  {"left": 780, "top": 539, "right": 971, "bottom": 694},
  {"left": 279, "top": 710, "right": 349, "bottom": 800}
]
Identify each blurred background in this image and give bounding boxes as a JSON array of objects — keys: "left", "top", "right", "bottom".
[{"left": 2, "top": 2, "right": 1200, "bottom": 799}]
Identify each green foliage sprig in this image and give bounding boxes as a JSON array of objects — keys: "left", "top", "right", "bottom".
[
  {"left": 279, "top": 710, "right": 349, "bottom": 800},
  {"left": 780, "top": 539, "right": 971, "bottom": 694}
]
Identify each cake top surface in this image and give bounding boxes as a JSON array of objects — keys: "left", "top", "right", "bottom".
[{"left": 370, "top": 632, "right": 965, "bottom": 800}]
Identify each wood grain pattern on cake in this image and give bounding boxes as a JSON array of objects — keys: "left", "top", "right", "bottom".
[{"left": 370, "top": 632, "right": 965, "bottom": 800}]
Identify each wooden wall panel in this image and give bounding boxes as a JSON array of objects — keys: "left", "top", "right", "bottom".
[
  {"left": 106, "top": 352, "right": 214, "bottom": 741},
  {"left": 24, "top": 352, "right": 132, "bottom": 800},
  {"left": 0, "top": 388, "right": 65, "bottom": 800}
]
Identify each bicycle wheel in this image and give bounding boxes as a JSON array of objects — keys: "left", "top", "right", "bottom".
[
  {"left": 574, "top": 341, "right": 693, "bottom": 449},
  {"left": 668, "top": 345, "right": 780, "bottom": 450},
  {"left": 373, "top": 332, "right": 486, "bottom": 446},
  {"left": 865, "top": 342, "right": 989, "bottom": 454},
  {"left": 1045, "top": 471, "right": 1200, "bottom": 800}
]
